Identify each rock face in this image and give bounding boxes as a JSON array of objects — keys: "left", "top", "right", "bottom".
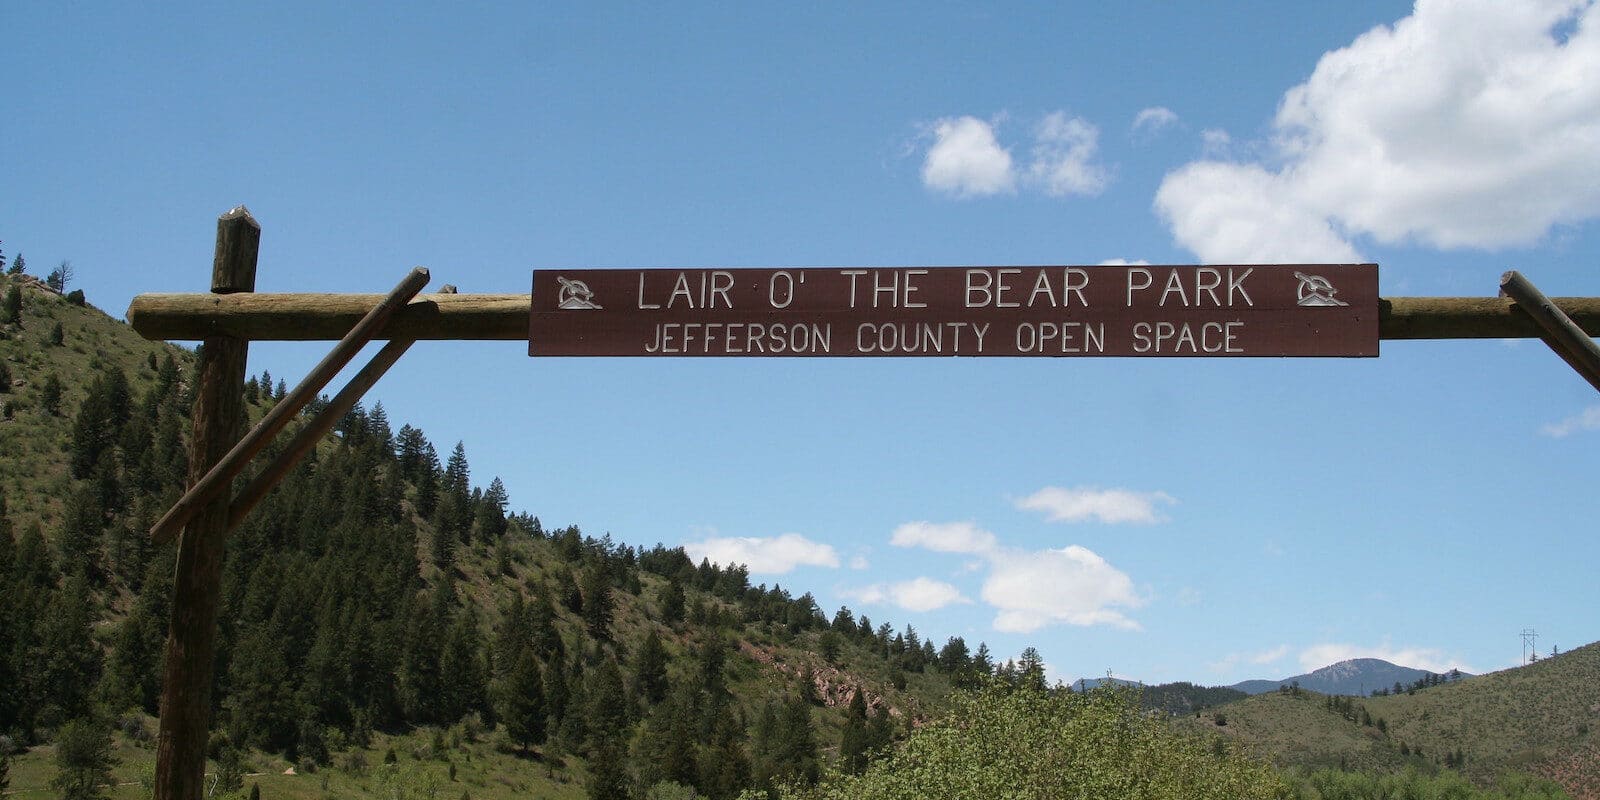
[{"left": 739, "top": 641, "right": 904, "bottom": 718}]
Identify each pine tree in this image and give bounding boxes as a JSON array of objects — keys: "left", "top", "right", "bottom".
[
  {"left": 581, "top": 564, "right": 613, "bottom": 641},
  {"left": 499, "top": 650, "right": 546, "bottom": 752},
  {"left": 585, "top": 657, "right": 629, "bottom": 751},
  {"left": 40, "top": 373, "right": 63, "bottom": 415},
  {"left": 839, "top": 687, "right": 871, "bottom": 774},
  {"left": 440, "top": 607, "right": 488, "bottom": 725},
  {"left": 632, "top": 629, "right": 669, "bottom": 707},
  {"left": 697, "top": 711, "right": 750, "bottom": 800},
  {"left": 7, "top": 253, "right": 22, "bottom": 275},
  {"left": 0, "top": 361, "right": 10, "bottom": 393},
  {"left": 475, "top": 477, "right": 508, "bottom": 542},
  {"left": 658, "top": 580, "right": 685, "bottom": 626},
  {"left": 2, "top": 284, "right": 20, "bottom": 324},
  {"left": 51, "top": 717, "right": 114, "bottom": 800},
  {"left": 38, "top": 573, "right": 102, "bottom": 725}
]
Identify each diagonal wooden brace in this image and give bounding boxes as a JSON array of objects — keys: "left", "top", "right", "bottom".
[
  {"left": 227, "top": 337, "right": 415, "bottom": 529},
  {"left": 150, "top": 267, "right": 430, "bottom": 544},
  {"left": 1500, "top": 271, "right": 1600, "bottom": 394}
]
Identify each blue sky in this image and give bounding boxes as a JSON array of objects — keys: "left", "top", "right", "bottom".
[{"left": 5, "top": 1, "right": 1598, "bottom": 686}]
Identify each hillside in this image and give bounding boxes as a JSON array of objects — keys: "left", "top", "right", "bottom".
[
  {"left": 1181, "top": 645, "right": 1600, "bottom": 799},
  {"left": 0, "top": 270, "right": 998, "bottom": 800}
]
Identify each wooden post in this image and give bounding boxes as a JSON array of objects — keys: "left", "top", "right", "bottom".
[
  {"left": 149, "top": 267, "right": 430, "bottom": 545},
  {"left": 1500, "top": 270, "right": 1600, "bottom": 392},
  {"left": 154, "top": 206, "right": 257, "bottom": 800}
]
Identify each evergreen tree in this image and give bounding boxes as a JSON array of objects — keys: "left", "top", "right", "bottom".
[
  {"left": 586, "top": 657, "right": 630, "bottom": 751},
  {"left": 7, "top": 252, "right": 21, "bottom": 275},
  {"left": 38, "top": 573, "right": 102, "bottom": 726},
  {"left": 586, "top": 735, "right": 630, "bottom": 800},
  {"left": 442, "top": 441, "right": 471, "bottom": 535},
  {"left": 633, "top": 629, "right": 670, "bottom": 707},
  {"left": 475, "top": 477, "right": 509, "bottom": 541},
  {"left": 697, "top": 711, "right": 751, "bottom": 800},
  {"left": 50, "top": 717, "right": 114, "bottom": 800},
  {"left": 658, "top": 580, "right": 686, "bottom": 626},
  {"left": 439, "top": 607, "right": 488, "bottom": 724},
  {"left": 0, "top": 360, "right": 10, "bottom": 393},
  {"left": 581, "top": 563, "right": 614, "bottom": 641},
  {"left": 499, "top": 650, "right": 546, "bottom": 752},
  {"left": 40, "top": 373, "right": 63, "bottom": 415},
  {"left": 839, "top": 688, "right": 872, "bottom": 775},
  {"left": 2, "top": 284, "right": 20, "bottom": 324},
  {"left": 413, "top": 442, "right": 440, "bottom": 519}
]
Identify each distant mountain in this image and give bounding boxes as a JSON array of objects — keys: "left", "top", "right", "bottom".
[
  {"left": 1230, "top": 658, "right": 1468, "bottom": 697},
  {"left": 1070, "top": 676, "right": 1143, "bottom": 692}
]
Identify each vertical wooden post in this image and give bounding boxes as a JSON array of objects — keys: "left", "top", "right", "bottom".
[{"left": 154, "top": 206, "right": 258, "bottom": 800}]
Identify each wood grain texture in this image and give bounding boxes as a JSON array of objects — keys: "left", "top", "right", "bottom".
[
  {"left": 128, "top": 293, "right": 1600, "bottom": 342},
  {"left": 155, "top": 211, "right": 256, "bottom": 800}
]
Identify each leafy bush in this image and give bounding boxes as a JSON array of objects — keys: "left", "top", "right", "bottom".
[{"left": 762, "top": 680, "right": 1289, "bottom": 800}]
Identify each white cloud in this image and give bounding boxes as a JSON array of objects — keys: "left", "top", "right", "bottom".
[
  {"left": 848, "top": 554, "right": 871, "bottom": 570},
  {"left": 1299, "top": 642, "right": 1472, "bottom": 675},
  {"left": 890, "top": 520, "right": 998, "bottom": 555},
  {"left": 1157, "top": 1, "right": 1600, "bottom": 261},
  {"left": 1132, "top": 106, "right": 1179, "bottom": 135},
  {"left": 683, "top": 533, "right": 839, "bottom": 575},
  {"left": 1156, "top": 161, "right": 1364, "bottom": 263},
  {"left": 1026, "top": 112, "right": 1109, "bottom": 197},
  {"left": 1015, "top": 486, "right": 1176, "bottom": 524},
  {"left": 1199, "top": 128, "right": 1232, "bottom": 155},
  {"left": 1252, "top": 644, "right": 1292, "bottom": 664},
  {"left": 891, "top": 517, "right": 1144, "bottom": 631},
  {"left": 1209, "top": 644, "right": 1291, "bottom": 675},
  {"left": 1541, "top": 405, "right": 1600, "bottom": 437},
  {"left": 983, "top": 545, "right": 1143, "bottom": 632},
  {"left": 1097, "top": 258, "right": 1151, "bottom": 267},
  {"left": 921, "top": 116, "right": 1016, "bottom": 197},
  {"left": 845, "top": 577, "right": 970, "bottom": 612}
]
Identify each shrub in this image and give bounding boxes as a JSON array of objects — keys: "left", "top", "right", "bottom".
[{"left": 766, "top": 680, "right": 1286, "bottom": 800}]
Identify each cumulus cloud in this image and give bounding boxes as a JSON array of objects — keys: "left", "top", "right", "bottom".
[
  {"left": 983, "top": 546, "right": 1143, "bottom": 632},
  {"left": 683, "top": 532, "right": 839, "bottom": 575},
  {"left": 921, "top": 116, "right": 1016, "bottom": 197},
  {"left": 1132, "top": 106, "right": 1179, "bottom": 135},
  {"left": 1299, "top": 642, "right": 1471, "bottom": 675},
  {"left": 846, "top": 577, "right": 971, "bottom": 612},
  {"left": 1209, "top": 644, "right": 1292, "bottom": 674},
  {"left": 890, "top": 520, "right": 998, "bottom": 555},
  {"left": 1156, "top": 161, "right": 1365, "bottom": 263},
  {"left": 1157, "top": 1, "right": 1600, "bottom": 261},
  {"left": 892, "top": 519, "right": 1144, "bottom": 632},
  {"left": 1026, "top": 112, "right": 1109, "bottom": 197},
  {"left": 1015, "top": 486, "right": 1177, "bottom": 524},
  {"left": 1097, "top": 258, "right": 1151, "bottom": 266},
  {"left": 1252, "top": 644, "right": 1292, "bottom": 664},
  {"left": 1541, "top": 405, "right": 1600, "bottom": 437}
]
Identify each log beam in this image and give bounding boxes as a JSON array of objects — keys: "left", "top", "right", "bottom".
[{"left": 127, "top": 293, "right": 1600, "bottom": 342}]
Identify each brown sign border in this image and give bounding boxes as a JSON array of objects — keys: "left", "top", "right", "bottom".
[{"left": 528, "top": 264, "right": 1378, "bottom": 357}]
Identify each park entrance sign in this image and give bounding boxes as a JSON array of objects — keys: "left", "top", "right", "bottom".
[{"left": 528, "top": 264, "right": 1379, "bottom": 357}]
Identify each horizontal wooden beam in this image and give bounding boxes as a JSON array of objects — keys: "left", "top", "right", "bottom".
[{"left": 126, "top": 293, "right": 1600, "bottom": 342}]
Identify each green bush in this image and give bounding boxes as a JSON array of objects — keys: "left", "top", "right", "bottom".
[{"left": 762, "top": 680, "right": 1289, "bottom": 800}]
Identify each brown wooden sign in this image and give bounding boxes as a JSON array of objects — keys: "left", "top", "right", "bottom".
[{"left": 528, "top": 264, "right": 1378, "bottom": 357}]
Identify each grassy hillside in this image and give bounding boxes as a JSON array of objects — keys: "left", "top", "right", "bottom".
[
  {"left": 0, "top": 270, "right": 971, "bottom": 800},
  {"left": 0, "top": 273, "right": 183, "bottom": 534},
  {"left": 1180, "top": 645, "right": 1600, "bottom": 799}
]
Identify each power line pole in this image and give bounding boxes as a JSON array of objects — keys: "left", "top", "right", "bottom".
[{"left": 1521, "top": 629, "right": 1538, "bottom": 665}]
